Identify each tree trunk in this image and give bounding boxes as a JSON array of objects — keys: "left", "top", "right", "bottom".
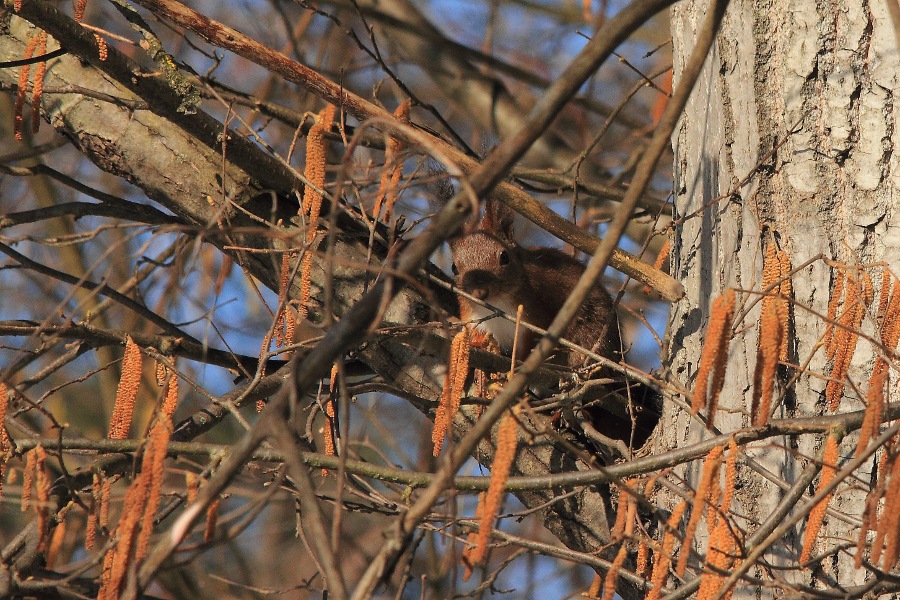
[{"left": 665, "top": 0, "right": 899, "bottom": 595}]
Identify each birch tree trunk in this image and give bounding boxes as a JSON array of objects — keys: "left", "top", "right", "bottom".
[{"left": 665, "top": 0, "right": 900, "bottom": 595}]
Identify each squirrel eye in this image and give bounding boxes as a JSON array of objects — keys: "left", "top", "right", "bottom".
[
  {"left": 451, "top": 262, "right": 458, "bottom": 275},
  {"left": 499, "top": 250, "right": 510, "bottom": 266}
]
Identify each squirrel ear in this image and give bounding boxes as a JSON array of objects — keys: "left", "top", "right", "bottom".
[{"left": 480, "top": 199, "right": 515, "bottom": 241}]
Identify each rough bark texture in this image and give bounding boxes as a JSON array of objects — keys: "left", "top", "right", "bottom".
[{"left": 665, "top": 0, "right": 900, "bottom": 595}]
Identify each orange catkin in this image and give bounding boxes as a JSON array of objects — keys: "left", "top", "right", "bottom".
[
  {"left": 14, "top": 34, "right": 42, "bottom": 141},
  {"left": 432, "top": 329, "right": 471, "bottom": 456},
  {"left": 877, "top": 269, "right": 893, "bottom": 323},
  {"left": 275, "top": 252, "right": 293, "bottom": 349},
  {"left": 85, "top": 473, "right": 101, "bottom": 551},
  {"left": 856, "top": 362, "right": 887, "bottom": 458},
  {"left": 302, "top": 104, "right": 336, "bottom": 222},
  {"left": 136, "top": 414, "right": 173, "bottom": 561},
  {"left": 610, "top": 482, "right": 631, "bottom": 540},
  {"left": 880, "top": 451, "right": 900, "bottom": 569},
  {"left": 581, "top": 0, "right": 593, "bottom": 21},
  {"left": 602, "top": 544, "right": 629, "bottom": 600},
  {"left": 636, "top": 537, "right": 650, "bottom": 577},
  {"left": 95, "top": 34, "right": 108, "bottom": 61},
  {"left": 799, "top": 434, "right": 839, "bottom": 564},
  {"left": 21, "top": 447, "right": 35, "bottom": 511},
  {"left": 0, "top": 383, "right": 9, "bottom": 502},
  {"left": 882, "top": 280, "right": 900, "bottom": 350},
  {"left": 463, "top": 408, "right": 519, "bottom": 576},
  {"left": 752, "top": 305, "right": 783, "bottom": 427},
  {"left": 372, "top": 99, "right": 412, "bottom": 222},
  {"left": 462, "top": 492, "right": 486, "bottom": 581},
  {"left": 862, "top": 271, "right": 875, "bottom": 307},
  {"left": 99, "top": 477, "right": 111, "bottom": 529},
  {"left": 857, "top": 450, "right": 892, "bottom": 567},
  {"left": 866, "top": 453, "right": 889, "bottom": 535},
  {"left": 750, "top": 244, "right": 790, "bottom": 425},
  {"left": 829, "top": 275, "right": 858, "bottom": 361},
  {"left": 33, "top": 445, "right": 51, "bottom": 550},
  {"left": 871, "top": 451, "right": 900, "bottom": 567},
  {"left": 161, "top": 368, "right": 179, "bottom": 418},
  {"left": 154, "top": 360, "right": 167, "bottom": 387},
  {"left": 185, "top": 472, "right": 199, "bottom": 504},
  {"left": 321, "top": 411, "right": 336, "bottom": 473},
  {"left": 98, "top": 471, "right": 147, "bottom": 600},
  {"left": 321, "top": 364, "right": 338, "bottom": 476},
  {"left": 99, "top": 395, "right": 177, "bottom": 594},
  {"left": 649, "top": 70, "right": 673, "bottom": 127},
  {"left": 761, "top": 243, "right": 780, "bottom": 295},
  {"left": 647, "top": 500, "right": 688, "bottom": 600},
  {"left": 692, "top": 289, "right": 735, "bottom": 423},
  {"left": 760, "top": 244, "right": 789, "bottom": 350},
  {"left": 824, "top": 271, "right": 845, "bottom": 354},
  {"left": 108, "top": 336, "right": 142, "bottom": 440},
  {"left": 74, "top": 0, "right": 88, "bottom": 21},
  {"left": 697, "top": 517, "right": 740, "bottom": 600},
  {"left": 45, "top": 519, "right": 66, "bottom": 569},
  {"left": 776, "top": 250, "right": 792, "bottom": 360},
  {"left": 705, "top": 481, "right": 722, "bottom": 534},
  {"left": 205, "top": 497, "right": 220, "bottom": 543},
  {"left": 722, "top": 439, "right": 738, "bottom": 511},
  {"left": 826, "top": 279, "right": 864, "bottom": 411},
  {"left": 676, "top": 445, "right": 725, "bottom": 577},
  {"left": 297, "top": 104, "right": 336, "bottom": 323}
]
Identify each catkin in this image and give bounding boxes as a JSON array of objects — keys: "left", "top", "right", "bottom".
[
  {"left": 14, "top": 34, "right": 42, "bottom": 141},
  {"left": 297, "top": 104, "right": 336, "bottom": 322},
  {"left": 752, "top": 306, "right": 782, "bottom": 427},
  {"left": 647, "top": 500, "right": 688, "bottom": 600},
  {"left": 799, "top": 435, "right": 839, "bottom": 564},
  {"left": 676, "top": 445, "right": 725, "bottom": 577},
  {"left": 462, "top": 408, "right": 519, "bottom": 576},
  {"left": 602, "top": 545, "right": 629, "bottom": 600},
  {"left": 856, "top": 362, "right": 888, "bottom": 457},
  {"left": 776, "top": 250, "right": 792, "bottom": 360},
  {"left": 373, "top": 100, "right": 412, "bottom": 222},
  {"left": 108, "top": 337, "right": 142, "bottom": 440},
  {"left": 0, "top": 383, "right": 9, "bottom": 503},
  {"left": 432, "top": 329, "right": 471, "bottom": 456},
  {"left": 321, "top": 364, "right": 339, "bottom": 476},
  {"left": 826, "top": 279, "right": 864, "bottom": 411},
  {"left": 824, "top": 271, "right": 845, "bottom": 354},
  {"left": 692, "top": 290, "right": 735, "bottom": 425}
]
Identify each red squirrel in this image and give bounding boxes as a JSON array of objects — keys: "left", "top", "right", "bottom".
[
  {"left": 450, "top": 199, "right": 622, "bottom": 368},
  {"left": 449, "top": 199, "right": 657, "bottom": 449}
]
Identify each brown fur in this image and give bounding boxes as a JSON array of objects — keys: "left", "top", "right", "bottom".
[
  {"left": 450, "top": 207, "right": 621, "bottom": 368},
  {"left": 448, "top": 200, "right": 658, "bottom": 450}
]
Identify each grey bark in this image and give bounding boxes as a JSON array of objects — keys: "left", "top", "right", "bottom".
[{"left": 665, "top": 0, "right": 900, "bottom": 596}]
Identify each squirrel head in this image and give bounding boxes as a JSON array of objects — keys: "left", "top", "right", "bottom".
[{"left": 449, "top": 200, "right": 524, "bottom": 303}]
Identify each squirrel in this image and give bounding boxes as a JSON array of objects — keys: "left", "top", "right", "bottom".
[{"left": 448, "top": 199, "right": 658, "bottom": 450}]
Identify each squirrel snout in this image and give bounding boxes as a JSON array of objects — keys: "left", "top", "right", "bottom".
[{"left": 459, "top": 270, "right": 496, "bottom": 301}]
